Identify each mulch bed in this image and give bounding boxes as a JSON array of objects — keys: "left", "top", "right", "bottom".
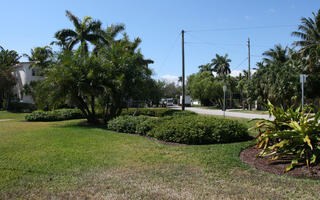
[{"left": 240, "top": 146, "right": 320, "bottom": 179}]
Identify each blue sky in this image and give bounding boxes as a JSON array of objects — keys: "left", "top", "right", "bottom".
[{"left": 1, "top": 0, "right": 319, "bottom": 82}]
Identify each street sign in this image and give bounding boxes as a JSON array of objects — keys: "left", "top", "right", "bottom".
[
  {"left": 223, "top": 85, "right": 227, "bottom": 92},
  {"left": 300, "top": 74, "right": 307, "bottom": 83},
  {"left": 300, "top": 74, "right": 307, "bottom": 110}
]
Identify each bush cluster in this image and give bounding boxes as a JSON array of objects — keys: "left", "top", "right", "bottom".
[
  {"left": 121, "top": 108, "right": 196, "bottom": 117},
  {"left": 25, "top": 109, "right": 84, "bottom": 121},
  {"left": 8, "top": 102, "right": 37, "bottom": 113},
  {"left": 107, "top": 115, "right": 150, "bottom": 134},
  {"left": 149, "top": 116, "right": 249, "bottom": 144},
  {"left": 108, "top": 114, "right": 249, "bottom": 145},
  {"left": 135, "top": 116, "right": 173, "bottom": 136}
]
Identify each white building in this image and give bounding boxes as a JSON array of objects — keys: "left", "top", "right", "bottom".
[{"left": 13, "top": 62, "right": 42, "bottom": 103}]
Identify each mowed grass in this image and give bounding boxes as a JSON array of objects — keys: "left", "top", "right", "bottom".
[
  {"left": 0, "top": 112, "right": 320, "bottom": 199},
  {"left": 0, "top": 111, "right": 26, "bottom": 120}
]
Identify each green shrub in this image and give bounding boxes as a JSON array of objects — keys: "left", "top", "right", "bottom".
[
  {"left": 107, "top": 115, "right": 150, "bottom": 134},
  {"left": 121, "top": 108, "right": 196, "bottom": 117},
  {"left": 8, "top": 102, "right": 37, "bottom": 113},
  {"left": 136, "top": 116, "right": 173, "bottom": 136},
  {"left": 253, "top": 101, "right": 320, "bottom": 171},
  {"left": 149, "top": 115, "right": 249, "bottom": 144},
  {"left": 25, "top": 109, "right": 84, "bottom": 121}
]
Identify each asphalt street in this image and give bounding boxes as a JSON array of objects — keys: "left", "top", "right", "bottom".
[{"left": 172, "top": 106, "right": 274, "bottom": 120}]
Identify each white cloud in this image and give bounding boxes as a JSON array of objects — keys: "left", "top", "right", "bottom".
[
  {"left": 161, "top": 75, "right": 179, "bottom": 84},
  {"left": 230, "top": 70, "right": 242, "bottom": 77},
  {"left": 212, "top": 70, "right": 256, "bottom": 78},
  {"left": 244, "top": 16, "right": 250, "bottom": 20}
]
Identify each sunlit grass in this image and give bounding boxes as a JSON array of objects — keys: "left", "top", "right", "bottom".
[{"left": 0, "top": 117, "right": 319, "bottom": 199}]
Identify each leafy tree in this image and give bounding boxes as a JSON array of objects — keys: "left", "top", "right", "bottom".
[
  {"left": 187, "top": 71, "right": 224, "bottom": 107},
  {"left": 162, "top": 81, "right": 181, "bottom": 99},
  {"left": 247, "top": 46, "right": 300, "bottom": 108},
  {"left": 0, "top": 46, "right": 20, "bottom": 109},
  {"left": 41, "top": 33, "right": 153, "bottom": 123}
]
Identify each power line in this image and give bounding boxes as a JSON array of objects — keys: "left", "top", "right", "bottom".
[
  {"left": 232, "top": 57, "right": 248, "bottom": 71},
  {"left": 159, "top": 33, "right": 180, "bottom": 68},
  {"left": 185, "top": 41, "right": 245, "bottom": 47},
  {"left": 185, "top": 33, "right": 270, "bottom": 48},
  {"left": 185, "top": 25, "right": 296, "bottom": 33}
]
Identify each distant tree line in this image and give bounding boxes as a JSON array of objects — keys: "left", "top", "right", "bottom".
[{"left": 187, "top": 9, "right": 320, "bottom": 109}]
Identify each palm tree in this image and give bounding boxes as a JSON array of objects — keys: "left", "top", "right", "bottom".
[
  {"left": 210, "top": 53, "right": 231, "bottom": 76},
  {"left": 24, "top": 46, "right": 53, "bottom": 71},
  {"left": 92, "top": 23, "right": 125, "bottom": 53},
  {"left": 0, "top": 46, "right": 20, "bottom": 109},
  {"left": 262, "top": 44, "right": 289, "bottom": 65},
  {"left": 292, "top": 9, "right": 320, "bottom": 72},
  {"left": 52, "top": 10, "right": 104, "bottom": 52},
  {"left": 198, "top": 63, "right": 211, "bottom": 72}
]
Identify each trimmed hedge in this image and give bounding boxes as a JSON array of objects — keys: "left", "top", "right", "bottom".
[
  {"left": 148, "top": 115, "right": 250, "bottom": 144},
  {"left": 108, "top": 114, "right": 250, "bottom": 145},
  {"left": 25, "top": 109, "right": 84, "bottom": 121},
  {"left": 121, "top": 108, "right": 196, "bottom": 117},
  {"left": 107, "top": 115, "right": 150, "bottom": 134},
  {"left": 136, "top": 116, "right": 173, "bottom": 136}
]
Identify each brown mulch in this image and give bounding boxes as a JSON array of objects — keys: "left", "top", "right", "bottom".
[{"left": 240, "top": 146, "right": 320, "bottom": 179}]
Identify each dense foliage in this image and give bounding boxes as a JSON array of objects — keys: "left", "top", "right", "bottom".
[
  {"left": 23, "top": 11, "right": 156, "bottom": 123},
  {"left": 0, "top": 46, "right": 20, "bottom": 110},
  {"left": 149, "top": 115, "right": 249, "bottom": 144},
  {"left": 109, "top": 114, "right": 249, "bottom": 145},
  {"left": 187, "top": 10, "right": 320, "bottom": 109},
  {"left": 25, "top": 109, "right": 84, "bottom": 121},
  {"left": 135, "top": 117, "right": 171, "bottom": 135},
  {"left": 7, "top": 102, "right": 36, "bottom": 113},
  {"left": 107, "top": 115, "right": 150, "bottom": 134},
  {"left": 253, "top": 101, "right": 320, "bottom": 171}
]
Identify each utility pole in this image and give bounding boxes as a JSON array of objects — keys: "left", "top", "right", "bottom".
[
  {"left": 247, "top": 38, "right": 251, "bottom": 110},
  {"left": 182, "top": 30, "right": 185, "bottom": 111}
]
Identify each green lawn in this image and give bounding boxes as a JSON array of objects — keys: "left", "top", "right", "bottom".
[
  {"left": 0, "top": 111, "right": 26, "bottom": 120},
  {"left": 0, "top": 112, "right": 319, "bottom": 199}
]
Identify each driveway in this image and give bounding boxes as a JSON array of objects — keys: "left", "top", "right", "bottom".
[{"left": 172, "top": 106, "right": 273, "bottom": 120}]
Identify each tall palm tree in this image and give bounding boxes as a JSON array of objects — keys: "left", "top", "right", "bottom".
[
  {"left": 292, "top": 9, "right": 320, "bottom": 72},
  {"left": 210, "top": 53, "right": 231, "bottom": 76},
  {"left": 262, "top": 44, "right": 289, "bottom": 65},
  {"left": 92, "top": 23, "right": 125, "bottom": 53},
  {"left": 52, "top": 10, "right": 104, "bottom": 52},
  {"left": 24, "top": 46, "right": 53, "bottom": 70},
  {"left": 0, "top": 46, "right": 20, "bottom": 109},
  {"left": 198, "top": 63, "right": 211, "bottom": 72}
]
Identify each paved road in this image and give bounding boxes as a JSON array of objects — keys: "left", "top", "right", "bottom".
[{"left": 172, "top": 106, "right": 274, "bottom": 120}]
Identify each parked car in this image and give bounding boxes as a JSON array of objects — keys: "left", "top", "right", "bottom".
[{"left": 166, "top": 98, "right": 174, "bottom": 106}]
